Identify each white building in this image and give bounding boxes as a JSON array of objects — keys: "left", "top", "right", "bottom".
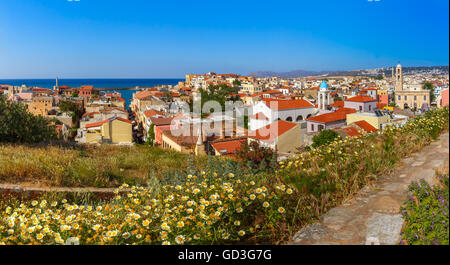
[{"left": 249, "top": 98, "right": 315, "bottom": 130}]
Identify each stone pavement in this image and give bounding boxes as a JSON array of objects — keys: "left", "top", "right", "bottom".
[{"left": 289, "top": 132, "right": 449, "bottom": 245}]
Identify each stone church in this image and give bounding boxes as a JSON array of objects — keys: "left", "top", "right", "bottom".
[{"left": 393, "top": 63, "right": 430, "bottom": 110}]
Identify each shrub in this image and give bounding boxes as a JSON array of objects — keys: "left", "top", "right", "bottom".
[
  {"left": 0, "top": 95, "right": 57, "bottom": 143},
  {"left": 279, "top": 106, "right": 449, "bottom": 223},
  {"left": 0, "top": 172, "right": 297, "bottom": 245},
  {"left": 235, "top": 141, "right": 276, "bottom": 173},
  {"left": 400, "top": 175, "right": 449, "bottom": 245},
  {"left": 312, "top": 129, "right": 339, "bottom": 148},
  {"left": 0, "top": 106, "right": 448, "bottom": 245}
]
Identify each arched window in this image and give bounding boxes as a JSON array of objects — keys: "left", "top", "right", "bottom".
[
  {"left": 296, "top": 115, "right": 303, "bottom": 121},
  {"left": 306, "top": 114, "right": 312, "bottom": 119},
  {"left": 286, "top": 116, "right": 292, "bottom": 122}
]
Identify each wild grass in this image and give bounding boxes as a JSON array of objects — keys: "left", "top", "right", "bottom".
[
  {"left": 0, "top": 144, "right": 211, "bottom": 188},
  {"left": 0, "top": 107, "right": 448, "bottom": 245}
]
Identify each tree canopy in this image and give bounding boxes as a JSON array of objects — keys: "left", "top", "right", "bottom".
[
  {"left": 423, "top": 82, "right": 436, "bottom": 102},
  {"left": 0, "top": 95, "right": 57, "bottom": 143},
  {"left": 199, "top": 84, "right": 239, "bottom": 113}
]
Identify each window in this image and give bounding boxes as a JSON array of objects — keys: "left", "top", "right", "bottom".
[
  {"left": 369, "top": 105, "right": 371, "bottom": 111},
  {"left": 359, "top": 106, "right": 362, "bottom": 111},
  {"left": 286, "top": 116, "right": 292, "bottom": 122},
  {"left": 311, "top": 124, "right": 314, "bottom": 131},
  {"left": 296, "top": 115, "right": 303, "bottom": 121},
  {"left": 404, "top": 96, "right": 407, "bottom": 100},
  {"left": 414, "top": 96, "right": 417, "bottom": 100},
  {"left": 424, "top": 96, "right": 427, "bottom": 100},
  {"left": 398, "top": 96, "right": 401, "bottom": 100}
]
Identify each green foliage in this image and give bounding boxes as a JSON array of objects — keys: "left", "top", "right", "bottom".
[
  {"left": 374, "top": 74, "right": 383, "bottom": 80},
  {"left": 312, "top": 129, "right": 339, "bottom": 148},
  {"left": 59, "top": 100, "right": 83, "bottom": 125},
  {"left": 243, "top": 115, "right": 249, "bottom": 129},
  {"left": 199, "top": 84, "right": 238, "bottom": 112},
  {"left": 145, "top": 123, "right": 155, "bottom": 146},
  {"left": 164, "top": 91, "right": 173, "bottom": 102},
  {"left": 279, "top": 106, "right": 449, "bottom": 230},
  {"left": 0, "top": 95, "right": 57, "bottom": 143},
  {"left": 423, "top": 81, "right": 436, "bottom": 102},
  {"left": 400, "top": 175, "right": 449, "bottom": 245},
  {"left": 232, "top": 79, "right": 241, "bottom": 87},
  {"left": 235, "top": 141, "right": 277, "bottom": 173}
]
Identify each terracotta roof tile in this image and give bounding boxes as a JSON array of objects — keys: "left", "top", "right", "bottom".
[
  {"left": 330, "top": 101, "right": 344, "bottom": 108},
  {"left": 262, "top": 98, "right": 314, "bottom": 110},
  {"left": 250, "top": 112, "right": 269, "bottom": 121},
  {"left": 307, "top": 109, "right": 356, "bottom": 123},
  {"left": 354, "top": 120, "right": 377, "bottom": 132},
  {"left": 345, "top": 95, "right": 377, "bottom": 103},
  {"left": 211, "top": 139, "right": 247, "bottom": 156},
  {"left": 249, "top": 120, "right": 297, "bottom": 142},
  {"left": 85, "top": 117, "right": 131, "bottom": 129}
]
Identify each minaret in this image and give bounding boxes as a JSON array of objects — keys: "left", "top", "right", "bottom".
[
  {"left": 54, "top": 77, "right": 59, "bottom": 90},
  {"left": 195, "top": 125, "right": 206, "bottom": 156},
  {"left": 395, "top": 63, "right": 403, "bottom": 91}
]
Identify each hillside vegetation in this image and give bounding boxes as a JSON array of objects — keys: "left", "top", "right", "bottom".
[
  {"left": 0, "top": 144, "right": 214, "bottom": 188},
  {"left": 0, "top": 95, "right": 56, "bottom": 143},
  {"left": 0, "top": 106, "right": 447, "bottom": 245}
]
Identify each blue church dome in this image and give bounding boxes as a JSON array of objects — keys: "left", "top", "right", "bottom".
[{"left": 319, "top": 80, "right": 328, "bottom": 89}]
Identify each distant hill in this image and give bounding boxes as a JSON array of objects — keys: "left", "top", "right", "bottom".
[
  {"left": 249, "top": 65, "right": 449, "bottom": 78},
  {"left": 326, "top": 65, "right": 449, "bottom": 77},
  {"left": 248, "top": 70, "right": 333, "bottom": 78}
]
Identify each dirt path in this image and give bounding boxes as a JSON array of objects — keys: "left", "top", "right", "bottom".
[{"left": 289, "top": 132, "right": 449, "bottom": 245}]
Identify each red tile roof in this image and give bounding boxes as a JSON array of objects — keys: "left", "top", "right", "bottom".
[
  {"left": 82, "top": 112, "right": 100, "bottom": 118},
  {"left": 144, "top": 109, "right": 164, "bottom": 118},
  {"left": 330, "top": 101, "right": 344, "bottom": 108},
  {"left": 211, "top": 139, "right": 247, "bottom": 156},
  {"left": 249, "top": 120, "right": 297, "bottom": 142},
  {"left": 135, "top": 89, "right": 154, "bottom": 100},
  {"left": 250, "top": 92, "right": 263, "bottom": 97},
  {"left": 250, "top": 112, "right": 269, "bottom": 121},
  {"left": 354, "top": 120, "right": 377, "bottom": 132},
  {"left": 264, "top": 89, "right": 282, "bottom": 94},
  {"left": 342, "top": 127, "right": 360, "bottom": 137},
  {"left": 149, "top": 117, "right": 174, "bottom": 126},
  {"left": 345, "top": 95, "right": 377, "bottom": 103},
  {"left": 32, "top": 88, "right": 48, "bottom": 92},
  {"left": 263, "top": 98, "right": 314, "bottom": 110},
  {"left": 336, "top": 107, "right": 358, "bottom": 114},
  {"left": 85, "top": 117, "right": 131, "bottom": 129},
  {"left": 80, "top": 85, "right": 94, "bottom": 91},
  {"left": 307, "top": 109, "right": 356, "bottom": 123}
]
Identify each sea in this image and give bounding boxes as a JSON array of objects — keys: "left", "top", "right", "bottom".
[{"left": 0, "top": 78, "right": 184, "bottom": 109}]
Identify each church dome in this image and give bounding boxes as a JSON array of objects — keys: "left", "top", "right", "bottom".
[{"left": 319, "top": 80, "right": 328, "bottom": 90}]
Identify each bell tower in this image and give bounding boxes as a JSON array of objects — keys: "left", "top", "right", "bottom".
[
  {"left": 395, "top": 63, "right": 403, "bottom": 91},
  {"left": 318, "top": 80, "right": 330, "bottom": 110}
]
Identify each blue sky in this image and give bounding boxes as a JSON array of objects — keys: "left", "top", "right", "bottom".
[{"left": 0, "top": 0, "right": 448, "bottom": 78}]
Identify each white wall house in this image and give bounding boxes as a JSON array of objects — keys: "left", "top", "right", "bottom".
[{"left": 249, "top": 98, "right": 316, "bottom": 131}]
